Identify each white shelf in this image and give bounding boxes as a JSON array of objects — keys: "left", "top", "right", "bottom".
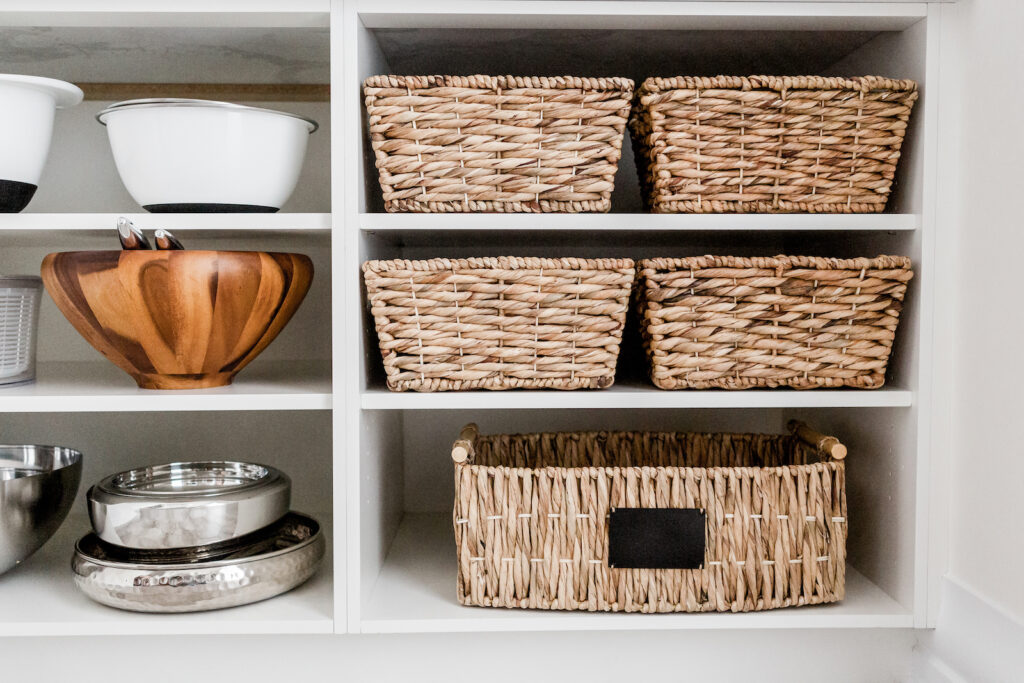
[
  {"left": 360, "top": 513, "right": 913, "bottom": 633},
  {"left": 360, "top": 213, "right": 919, "bottom": 233},
  {"left": 356, "top": 1, "right": 926, "bottom": 31},
  {"left": 0, "top": 361, "right": 331, "bottom": 412},
  {"left": 361, "top": 382, "right": 913, "bottom": 410},
  {"left": 0, "top": 513, "right": 333, "bottom": 637},
  {"left": 0, "top": 2, "right": 329, "bottom": 27},
  {"left": 0, "top": 213, "right": 331, "bottom": 233}
]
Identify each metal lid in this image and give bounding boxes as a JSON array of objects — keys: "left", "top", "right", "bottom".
[
  {"left": 93, "top": 461, "right": 286, "bottom": 500},
  {"left": 0, "top": 74, "right": 83, "bottom": 108},
  {"left": 96, "top": 98, "right": 318, "bottom": 133},
  {"left": 0, "top": 275, "right": 43, "bottom": 288},
  {"left": 87, "top": 461, "right": 292, "bottom": 550}
]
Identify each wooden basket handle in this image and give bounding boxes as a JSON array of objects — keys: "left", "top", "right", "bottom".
[
  {"left": 451, "top": 423, "right": 479, "bottom": 464},
  {"left": 787, "top": 420, "right": 847, "bottom": 460}
]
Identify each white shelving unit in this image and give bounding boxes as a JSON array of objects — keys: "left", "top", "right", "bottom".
[
  {"left": 0, "top": 214, "right": 332, "bottom": 247},
  {"left": 0, "top": 213, "right": 331, "bottom": 232},
  {"left": 361, "top": 213, "right": 921, "bottom": 232},
  {"left": 344, "top": 0, "right": 945, "bottom": 637},
  {"left": 0, "top": 515, "right": 334, "bottom": 637},
  {"left": 360, "top": 385, "right": 914, "bottom": 411},
  {"left": 360, "top": 514, "right": 912, "bottom": 633},
  {"left": 0, "top": 2, "right": 338, "bottom": 637},
  {"left": 0, "top": 0, "right": 953, "bottom": 642},
  {"left": 0, "top": 361, "right": 331, "bottom": 413}
]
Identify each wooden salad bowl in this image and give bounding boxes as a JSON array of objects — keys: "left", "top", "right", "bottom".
[{"left": 41, "top": 250, "right": 313, "bottom": 390}]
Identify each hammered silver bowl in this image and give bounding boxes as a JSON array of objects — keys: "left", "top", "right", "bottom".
[
  {"left": 88, "top": 461, "right": 290, "bottom": 549},
  {"left": 72, "top": 511, "right": 324, "bottom": 613},
  {"left": 0, "top": 445, "right": 83, "bottom": 576}
]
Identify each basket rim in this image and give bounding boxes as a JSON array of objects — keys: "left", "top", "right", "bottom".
[
  {"left": 363, "top": 256, "right": 636, "bottom": 274},
  {"left": 457, "top": 462, "right": 840, "bottom": 476},
  {"left": 363, "top": 74, "right": 635, "bottom": 93},
  {"left": 637, "top": 75, "right": 918, "bottom": 94},
  {"left": 638, "top": 254, "right": 912, "bottom": 272},
  {"left": 461, "top": 428, "right": 834, "bottom": 472}
]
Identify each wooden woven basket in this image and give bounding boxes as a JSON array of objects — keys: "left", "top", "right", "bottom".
[
  {"left": 451, "top": 420, "right": 848, "bottom": 613},
  {"left": 362, "top": 257, "right": 635, "bottom": 391},
  {"left": 628, "top": 75, "right": 919, "bottom": 213},
  {"left": 637, "top": 255, "right": 913, "bottom": 390},
  {"left": 363, "top": 75, "right": 634, "bottom": 213}
]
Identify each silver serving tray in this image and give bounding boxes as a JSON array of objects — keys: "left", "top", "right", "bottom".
[
  {"left": 72, "top": 511, "right": 324, "bottom": 613},
  {"left": 88, "top": 461, "right": 290, "bottom": 550}
]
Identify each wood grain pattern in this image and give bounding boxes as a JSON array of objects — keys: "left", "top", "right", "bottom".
[{"left": 41, "top": 250, "right": 313, "bottom": 390}]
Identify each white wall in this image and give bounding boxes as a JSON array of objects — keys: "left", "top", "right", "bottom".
[
  {"left": 948, "top": 0, "right": 1024, "bottom": 620},
  {"left": 918, "top": 0, "right": 1024, "bottom": 679}
]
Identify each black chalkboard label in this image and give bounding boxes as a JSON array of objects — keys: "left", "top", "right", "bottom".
[{"left": 608, "top": 508, "right": 706, "bottom": 569}]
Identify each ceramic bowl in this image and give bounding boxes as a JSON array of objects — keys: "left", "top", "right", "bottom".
[
  {"left": 97, "top": 98, "right": 317, "bottom": 213},
  {"left": 0, "top": 74, "right": 83, "bottom": 212}
]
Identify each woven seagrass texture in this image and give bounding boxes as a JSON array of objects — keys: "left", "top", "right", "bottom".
[
  {"left": 363, "top": 75, "right": 634, "bottom": 213},
  {"left": 628, "top": 75, "right": 919, "bottom": 213},
  {"left": 637, "top": 255, "right": 913, "bottom": 390},
  {"left": 362, "top": 257, "right": 635, "bottom": 391},
  {"left": 453, "top": 427, "right": 847, "bottom": 612}
]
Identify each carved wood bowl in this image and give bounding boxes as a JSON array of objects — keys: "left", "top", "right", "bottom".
[{"left": 41, "top": 250, "right": 313, "bottom": 390}]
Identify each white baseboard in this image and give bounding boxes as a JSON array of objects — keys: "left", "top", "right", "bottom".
[
  {"left": 912, "top": 649, "right": 969, "bottom": 683},
  {"left": 914, "top": 576, "right": 1024, "bottom": 682}
]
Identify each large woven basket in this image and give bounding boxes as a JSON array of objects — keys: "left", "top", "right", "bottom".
[
  {"left": 451, "top": 420, "right": 848, "bottom": 612},
  {"left": 628, "top": 75, "right": 919, "bottom": 213},
  {"left": 363, "top": 75, "right": 634, "bottom": 213},
  {"left": 637, "top": 255, "right": 913, "bottom": 390},
  {"left": 362, "top": 257, "right": 635, "bottom": 391}
]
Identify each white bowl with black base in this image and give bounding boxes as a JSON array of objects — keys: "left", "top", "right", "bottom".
[
  {"left": 0, "top": 75, "right": 83, "bottom": 212},
  {"left": 97, "top": 98, "right": 318, "bottom": 213}
]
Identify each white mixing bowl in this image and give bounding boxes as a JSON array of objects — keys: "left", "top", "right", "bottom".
[
  {"left": 97, "top": 99, "right": 318, "bottom": 213},
  {"left": 0, "top": 74, "right": 83, "bottom": 212}
]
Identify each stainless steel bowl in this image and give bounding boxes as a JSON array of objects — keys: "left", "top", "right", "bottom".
[
  {"left": 88, "top": 461, "right": 290, "bottom": 549},
  {"left": 0, "top": 444, "right": 83, "bottom": 575},
  {"left": 72, "top": 511, "right": 324, "bottom": 613}
]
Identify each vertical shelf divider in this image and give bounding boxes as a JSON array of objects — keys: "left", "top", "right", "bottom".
[{"left": 331, "top": 0, "right": 348, "bottom": 635}]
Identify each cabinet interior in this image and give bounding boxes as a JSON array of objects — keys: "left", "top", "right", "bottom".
[
  {"left": 356, "top": 18, "right": 927, "bottom": 214},
  {"left": 0, "top": 1, "right": 942, "bottom": 637},
  {"left": 349, "top": 3, "right": 934, "bottom": 633}
]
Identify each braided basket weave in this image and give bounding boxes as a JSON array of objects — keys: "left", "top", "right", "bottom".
[
  {"left": 452, "top": 421, "right": 847, "bottom": 612},
  {"left": 363, "top": 75, "right": 634, "bottom": 213},
  {"left": 363, "top": 257, "right": 634, "bottom": 391},
  {"left": 637, "top": 255, "right": 913, "bottom": 390},
  {"left": 628, "top": 75, "right": 919, "bottom": 213}
]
